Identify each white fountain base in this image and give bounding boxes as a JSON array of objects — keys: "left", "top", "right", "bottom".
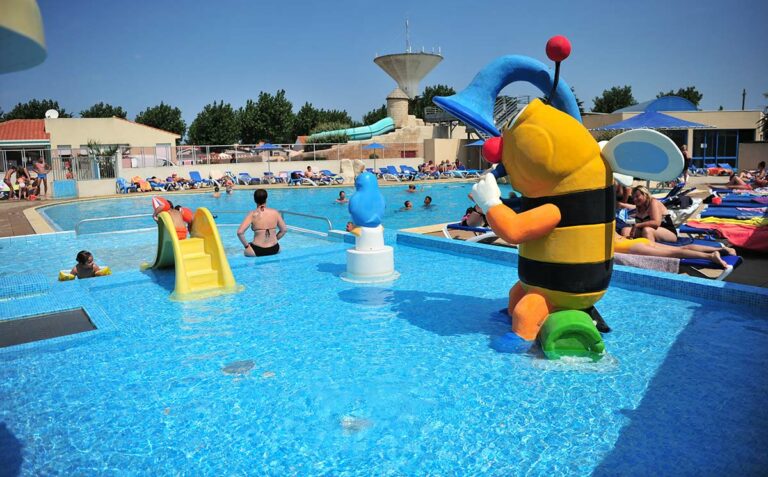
[{"left": 341, "top": 246, "right": 399, "bottom": 283}]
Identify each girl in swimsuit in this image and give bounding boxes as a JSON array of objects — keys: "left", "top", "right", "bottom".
[
  {"left": 614, "top": 233, "right": 734, "bottom": 268},
  {"left": 237, "top": 188, "right": 287, "bottom": 257},
  {"left": 624, "top": 185, "right": 678, "bottom": 243}
]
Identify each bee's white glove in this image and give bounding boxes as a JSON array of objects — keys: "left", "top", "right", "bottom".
[{"left": 471, "top": 173, "right": 503, "bottom": 213}]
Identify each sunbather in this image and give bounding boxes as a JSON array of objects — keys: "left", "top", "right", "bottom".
[
  {"left": 614, "top": 233, "right": 735, "bottom": 268},
  {"left": 621, "top": 186, "right": 678, "bottom": 242}
]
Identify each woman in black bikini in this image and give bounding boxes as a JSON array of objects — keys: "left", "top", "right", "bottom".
[
  {"left": 237, "top": 189, "right": 287, "bottom": 257},
  {"left": 624, "top": 185, "right": 678, "bottom": 243}
]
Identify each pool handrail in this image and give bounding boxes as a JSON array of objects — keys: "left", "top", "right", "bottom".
[
  {"left": 74, "top": 210, "right": 334, "bottom": 236},
  {"left": 74, "top": 213, "right": 154, "bottom": 235}
]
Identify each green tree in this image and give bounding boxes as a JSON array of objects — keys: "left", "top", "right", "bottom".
[
  {"left": 80, "top": 102, "right": 127, "bottom": 118},
  {"left": 591, "top": 86, "right": 637, "bottom": 113},
  {"left": 188, "top": 101, "right": 238, "bottom": 145},
  {"left": 362, "top": 104, "right": 388, "bottom": 125},
  {"left": 292, "top": 102, "right": 321, "bottom": 139},
  {"left": 239, "top": 90, "right": 295, "bottom": 144},
  {"left": 0, "top": 106, "right": 4, "bottom": 121},
  {"left": 135, "top": 102, "right": 186, "bottom": 144},
  {"left": 4, "top": 99, "right": 72, "bottom": 119},
  {"left": 656, "top": 86, "right": 703, "bottom": 107},
  {"left": 410, "top": 84, "right": 455, "bottom": 118}
]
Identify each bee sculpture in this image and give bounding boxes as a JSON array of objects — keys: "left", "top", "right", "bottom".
[{"left": 434, "top": 36, "right": 683, "bottom": 359}]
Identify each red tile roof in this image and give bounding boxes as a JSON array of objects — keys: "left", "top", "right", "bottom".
[{"left": 0, "top": 119, "right": 50, "bottom": 141}]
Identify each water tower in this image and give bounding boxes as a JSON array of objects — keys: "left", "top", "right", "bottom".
[{"left": 374, "top": 22, "right": 442, "bottom": 127}]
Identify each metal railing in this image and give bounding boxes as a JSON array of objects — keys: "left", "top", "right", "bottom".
[
  {"left": 74, "top": 210, "right": 333, "bottom": 236},
  {"left": 74, "top": 213, "right": 154, "bottom": 235},
  {"left": 212, "top": 209, "right": 333, "bottom": 236}
]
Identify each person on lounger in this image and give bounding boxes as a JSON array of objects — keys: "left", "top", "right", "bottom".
[
  {"left": 237, "top": 188, "right": 286, "bottom": 257},
  {"left": 621, "top": 186, "right": 678, "bottom": 242},
  {"left": 614, "top": 232, "right": 735, "bottom": 268}
]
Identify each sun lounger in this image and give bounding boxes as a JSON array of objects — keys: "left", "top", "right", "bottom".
[
  {"left": 116, "top": 177, "right": 137, "bottom": 194},
  {"left": 189, "top": 171, "right": 214, "bottom": 187},
  {"left": 130, "top": 176, "right": 152, "bottom": 192},
  {"left": 442, "top": 223, "right": 499, "bottom": 243},
  {"left": 380, "top": 167, "right": 400, "bottom": 182},
  {"left": 288, "top": 171, "right": 317, "bottom": 186},
  {"left": 238, "top": 173, "right": 261, "bottom": 185},
  {"left": 320, "top": 170, "right": 344, "bottom": 184}
]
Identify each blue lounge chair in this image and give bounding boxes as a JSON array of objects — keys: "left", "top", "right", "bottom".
[
  {"left": 401, "top": 165, "right": 427, "bottom": 180},
  {"left": 366, "top": 168, "right": 381, "bottom": 178},
  {"left": 116, "top": 177, "right": 137, "bottom": 194},
  {"left": 320, "top": 170, "right": 344, "bottom": 184},
  {"left": 442, "top": 223, "right": 497, "bottom": 243},
  {"left": 288, "top": 171, "right": 317, "bottom": 186},
  {"left": 380, "top": 167, "right": 400, "bottom": 182},
  {"left": 263, "top": 171, "right": 284, "bottom": 184},
  {"left": 189, "top": 171, "right": 214, "bottom": 187},
  {"left": 680, "top": 254, "right": 743, "bottom": 281},
  {"left": 238, "top": 172, "right": 261, "bottom": 185}
]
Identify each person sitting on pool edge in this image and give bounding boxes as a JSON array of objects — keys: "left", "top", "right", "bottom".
[
  {"left": 237, "top": 188, "right": 287, "bottom": 257},
  {"left": 153, "top": 199, "right": 193, "bottom": 240}
]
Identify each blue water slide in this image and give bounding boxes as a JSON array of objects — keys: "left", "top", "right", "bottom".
[{"left": 309, "top": 117, "right": 395, "bottom": 142}]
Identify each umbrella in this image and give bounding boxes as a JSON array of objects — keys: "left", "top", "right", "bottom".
[
  {"left": 255, "top": 143, "right": 282, "bottom": 151},
  {"left": 363, "top": 142, "right": 384, "bottom": 150},
  {"left": 465, "top": 140, "right": 485, "bottom": 147},
  {"left": 590, "top": 111, "right": 713, "bottom": 131}
]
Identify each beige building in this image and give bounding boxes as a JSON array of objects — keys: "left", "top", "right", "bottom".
[
  {"left": 0, "top": 117, "right": 179, "bottom": 174},
  {"left": 581, "top": 96, "right": 763, "bottom": 168}
]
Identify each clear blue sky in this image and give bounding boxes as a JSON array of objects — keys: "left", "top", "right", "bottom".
[{"left": 2, "top": 0, "right": 766, "bottom": 127}]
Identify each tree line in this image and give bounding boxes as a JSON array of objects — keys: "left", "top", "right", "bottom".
[{"left": 0, "top": 84, "right": 704, "bottom": 144}]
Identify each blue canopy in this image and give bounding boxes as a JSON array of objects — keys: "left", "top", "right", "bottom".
[
  {"left": 363, "top": 142, "right": 384, "bottom": 150},
  {"left": 255, "top": 143, "right": 282, "bottom": 150},
  {"left": 465, "top": 140, "right": 485, "bottom": 147},
  {"left": 591, "top": 111, "right": 713, "bottom": 131}
]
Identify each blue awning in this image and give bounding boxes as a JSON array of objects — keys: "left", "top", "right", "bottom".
[{"left": 591, "top": 111, "right": 713, "bottom": 131}]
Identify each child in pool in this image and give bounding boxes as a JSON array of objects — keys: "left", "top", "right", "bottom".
[{"left": 70, "top": 250, "right": 102, "bottom": 279}]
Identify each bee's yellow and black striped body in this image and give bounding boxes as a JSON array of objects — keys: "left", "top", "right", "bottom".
[{"left": 517, "top": 186, "right": 615, "bottom": 310}]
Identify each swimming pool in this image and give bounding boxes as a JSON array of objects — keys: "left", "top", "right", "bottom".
[
  {"left": 39, "top": 182, "right": 512, "bottom": 234},
  {"left": 1, "top": 229, "right": 767, "bottom": 475}
]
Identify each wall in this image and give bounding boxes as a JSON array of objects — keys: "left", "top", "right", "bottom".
[
  {"left": 76, "top": 179, "right": 118, "bottom": 198},
  {"left": 737, "top": 142, "right": 768, "bottom": 170}
]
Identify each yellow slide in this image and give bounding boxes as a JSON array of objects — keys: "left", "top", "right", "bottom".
[{"left": 144, "top": 207, "right": 241, "bottom": 301}]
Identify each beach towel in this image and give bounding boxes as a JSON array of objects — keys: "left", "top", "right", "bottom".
[
  {"left": 614, "top": 252, "right": 680, "bottom": 274},
  {"left": 687, "top": 220, "right": 768, "bottom": 252},
  {"left": 695, "top": 216, "right": 768, "bottom": 227}
]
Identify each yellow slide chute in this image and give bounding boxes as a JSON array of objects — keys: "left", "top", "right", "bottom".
[{"left": 144, "top": 207, "right": 241, "bottom": 301}]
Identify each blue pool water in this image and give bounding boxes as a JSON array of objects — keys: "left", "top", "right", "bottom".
[
  {"left": 39, "top": 182, "right": 512, "bottom": 234},
  {"left": 1, "top": 235, "right": 767, "bottom": 475}
]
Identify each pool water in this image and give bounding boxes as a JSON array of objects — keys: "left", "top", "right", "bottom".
[
  {"left": 39, "top": 182, "right": 513, "bottom": 234},
  {"left": 1, "top": 238, "right": 766, "bottom": 475}
]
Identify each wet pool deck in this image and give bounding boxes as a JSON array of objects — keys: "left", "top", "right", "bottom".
[{"left": 1, "top": 177, "right": 766, "bottom": 288}]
